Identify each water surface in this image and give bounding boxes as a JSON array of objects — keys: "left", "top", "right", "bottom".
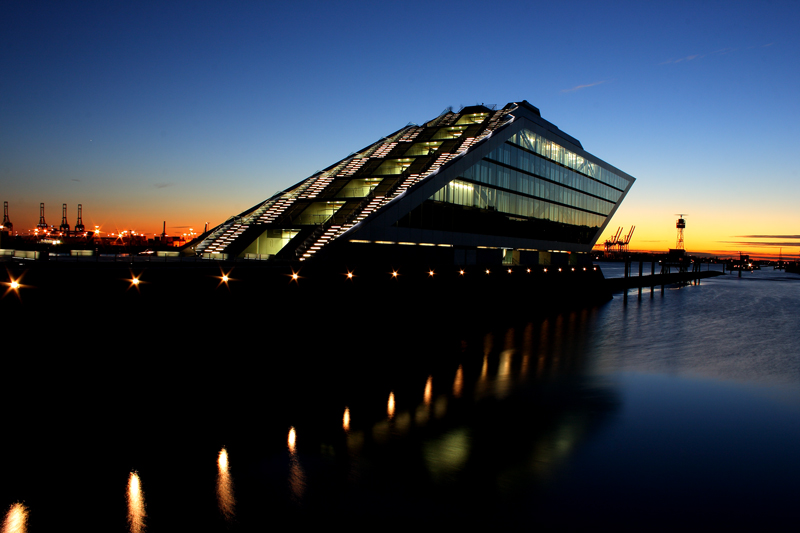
[{"left": 2, "top": 267, "right": 799, "bottom": 530}]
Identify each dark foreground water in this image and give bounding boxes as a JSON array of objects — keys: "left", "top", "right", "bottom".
[{"left": 2, "top": 266, "right": 800, "bottom": 531}]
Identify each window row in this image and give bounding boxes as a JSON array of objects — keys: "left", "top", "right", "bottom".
[
  {"left": 508, "top": 129, "right": 630, "bottom": 191},
  {"left": 462, "top": 160, "right": 614, "bottom": 215},
  {"left": 485, "top": 144, "right": 622, "bottom": 203},
  {"left": 431, "top": 180, "right": 607, "bottom": 229}
]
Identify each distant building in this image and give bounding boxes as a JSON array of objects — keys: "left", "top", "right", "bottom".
[{"left": 193, "top": 101, "right": 634, "bottom": 267}]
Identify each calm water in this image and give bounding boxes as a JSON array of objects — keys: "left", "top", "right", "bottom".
[{"left": 2, "top": 267, "right": 800, "bottom": 530}]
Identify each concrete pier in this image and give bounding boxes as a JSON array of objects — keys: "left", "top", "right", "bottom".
[{"left": 606, "top": 270, "right": 724, "bottom": 292}]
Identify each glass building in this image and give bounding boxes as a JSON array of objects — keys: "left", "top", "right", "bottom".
[{"left": 193, "top": 101, "right": 634, "bottom": 268}]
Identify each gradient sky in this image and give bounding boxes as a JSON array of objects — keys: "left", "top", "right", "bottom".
[{"left": 2, "top": 0, "right": 799, "bottom": 258}]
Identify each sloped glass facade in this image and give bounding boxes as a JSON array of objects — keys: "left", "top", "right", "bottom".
[
  {"left": 194, "top": 101, "right": 634, "bottom": 262},
  {"left": 396, "top": 128, "right": 629, "bottom": 245}
]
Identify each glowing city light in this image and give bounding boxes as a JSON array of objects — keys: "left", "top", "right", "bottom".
[
  {"left": 428, "top": 270, "right": 435, "bottom": 277},
  {"left": 391, "top": 270, "right": 398, "bottom": 278},
  {"left": 288, "top": 427, "right": 297, "bottom": 453},
  {"left": 387, "top": 392, "right": 395, "bottom": 419},
  {"left": 459, "top": 269, "right": 465, "bottom": 275},
  {"left": 3, "top": 272, "right": 26, "bottom": 298},
  {"left": 485, "top": 269, "right": 490, "bottom": 274},
  {"left": 343, "top": 407, "right": 350, "bottom": 431},
  {"left": 346, "top": 271, "right": 353, "bottom": 279}
]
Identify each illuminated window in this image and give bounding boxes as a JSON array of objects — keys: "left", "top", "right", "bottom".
[
  {"left": 404, "top": 142, "right": 443, "bottom": 156},
  {"left": 431, "top": 126, "right": 468, "bottom": 140},
  {"left": 456, "top": 113, "right": 489, "bottom": 125},
  {"left": 292, "top": 201, "right": 345, "bottom": 225},
  {"left": 242, "top": 228, "right": 299, "bottom": 256},
  {"left": 335, "top": 178, "right": 383, "bottom": 198},
  {"left": 375, "top": 158, "right": 414, "bottom": 175}
]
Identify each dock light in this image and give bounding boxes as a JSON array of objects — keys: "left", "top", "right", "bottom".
[
  {"left": 216, "top": 268, "right": 234, "bottom": 287},
  {"left": 127, "top": 271, "right": 144, "bottom": 291},
  {"left": 459, "top": 269, "right": 465, "bottom": 275},
  {"left": 391, "top": 270, "right": 398, "bottom": 278},
  {"left": 527, "top": 268, "right": 531, "bottom": 273},
  {"left": 346, "top": 271, "right": 354, "bottom": 279},
  {"left": 3, "top": 273, "right": 25, "bottom": 298},
  {"left": 485, "top": 269, "right": 490, "bottom": 275},
  {"left": 507, "top": 268, "right": 512, "bottom": 274},
  {"left": 558, "top": 268, "right": 562, "bottom": 272},
  {"left": 544, "top": 268, "right": 548, "bottom": 272},
  {"left": 428, "top": 270, "right": 435, "bottom": 277}
]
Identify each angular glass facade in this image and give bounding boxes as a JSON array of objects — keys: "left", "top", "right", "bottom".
[
  {"left": 194, "top": 101, "right": 635, "bottom": 264},
  {"left": 402, "top": 127, "right": 630, "bottom": 244}
]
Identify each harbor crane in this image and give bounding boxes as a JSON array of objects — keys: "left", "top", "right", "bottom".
[
  {"left": 75, "top": 204, "right": 85, "bottom": 233},
  {"left": 36, "top": 203, "right": 48, "bottom": 232},
  {"left": 59, "top": 204, "right": 70, "bottom": 234},
  {"left": 604, "top": 226, "right": 635, "bottom": 256},
  {"left": 1, "top": 202, "right": 11, "bottom": 232}
]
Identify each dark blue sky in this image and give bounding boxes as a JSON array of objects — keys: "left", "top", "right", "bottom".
[{"left": 2, "top": 0, "right": 799, "bottom": 253}]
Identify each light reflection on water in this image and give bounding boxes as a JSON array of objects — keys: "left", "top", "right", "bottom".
[
  {"left": 126, "top": 472, "right": 145, "bottom": 533},
  {"left": 453, "top": 365, "right": 463, "bottom": 397},
  {"left": 423, "top": 375, "right": 432, "bottom": 405},
  {"left": 2, "top": 503, "right": 27, "bottom": 533},
  {"left": 287, "top": 427, "right": 305, "bottom": 502},
  {"left": 386, "top": 392, "right": 395, "bottom": 419},
  {"left": 216, "top": 448, "right": 235, "bottom": 521}
]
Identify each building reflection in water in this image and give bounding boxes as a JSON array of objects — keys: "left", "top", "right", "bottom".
[
  {"left": 127, "top": 471, "right": 145, "bottom": 533},
  {"left": 2, "top": 503, "right": 28, "bottom": 533},
  {"left": 216, "top": 447, "right": 235, "bottom": 520},
  {"left": 287, "top": 426, "right": 305, "bottom": 502},
  {"left": 0, "top": 307, "right": 614, "bottom": 528},
  {"left": 354, "top": 307, "right": 615, "bottom": 495}
]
